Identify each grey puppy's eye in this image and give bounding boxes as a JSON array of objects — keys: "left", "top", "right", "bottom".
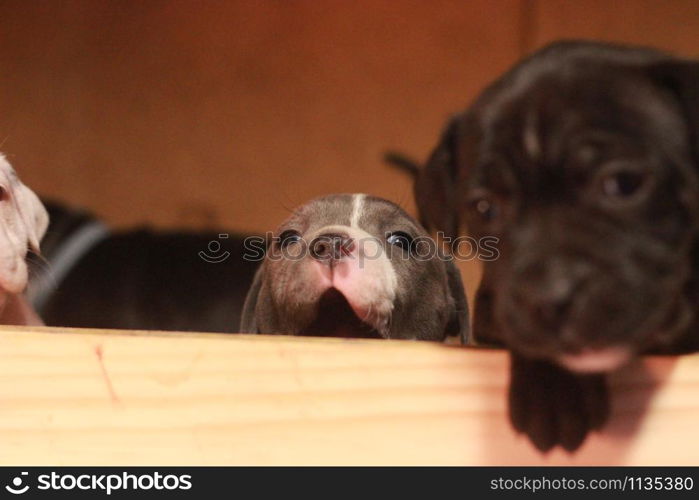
[
  {"left": 278, "top": 230, "right": 301, "bottom": 249},
  {"left": 386, "top": 231, "right": 413, "bottom": 251}
]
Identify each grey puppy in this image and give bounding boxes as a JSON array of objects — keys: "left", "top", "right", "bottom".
[
  {"left": 241, "top": 194, "right": 468, "bottom": 342},
  {"left": 411, "top": 40, "right": 699, "bottom": 451}
]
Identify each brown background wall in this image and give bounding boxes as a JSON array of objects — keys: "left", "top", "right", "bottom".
[
  {"left": 0, "top": 0, "right": 524, "bottom": 232},
  {"left": 3, "top": 0, "right": 699, "bottom": 233},
  {"left": 2, "top": 0, "right": 699, "bottom": 298}
]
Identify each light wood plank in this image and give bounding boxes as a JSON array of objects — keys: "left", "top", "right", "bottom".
[{"left": 0, "top": 325, "right": 697, "bottom": 465}]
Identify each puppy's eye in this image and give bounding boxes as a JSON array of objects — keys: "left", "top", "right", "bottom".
[
  {"left": 0, "top": 186, "right": 7, "bottom": 202},
  {"left": 278, "top": 230, "right": 301, "bottom": 249},
  {"left": 600, "top": 170, "right": 646, "bottom": 198},
  {"left": 468, "top": 192, "right": 500, "bottom": 223},
  {"left": 386, "top": 231, "right": 413, "bottom": 251},
  {"left": 602, "top": 172, "right": 643, "bottom": 197}
]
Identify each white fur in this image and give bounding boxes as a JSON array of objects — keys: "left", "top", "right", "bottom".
[
  {"left": 350, "top": 193, "right": 366, "bottom": 229},
  {"left": 313, "top": 221, "right": 397, "bottom": 337},
  {"left": 0, "top": 154, "right": 49, "bottom": 325},
  {"left": 0, "top": 155, "right": 48, "bottom": 294}
]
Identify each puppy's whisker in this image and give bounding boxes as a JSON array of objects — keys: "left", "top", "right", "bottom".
[
  {"left": 28, "top": 248, "right": 49, "bottom": 265},
  {"left": 383, "top": 309, "right": 393, "bottom": 339},
  {"left": 27, "top": 251, "right": 59, "bottom": 290},
  {"left": 363, "top": 302, "right": 374, "bottom": 324},
  {"left": 278, "top": 200, "right": 305, "bottom": 219}
]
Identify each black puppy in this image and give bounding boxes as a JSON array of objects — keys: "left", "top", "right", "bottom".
[
  {"left": 29, "top": 199, "right": 258, "bottom": 332},
  {"left": 410, "top": 40, "right": 699, "bottom": 451}
]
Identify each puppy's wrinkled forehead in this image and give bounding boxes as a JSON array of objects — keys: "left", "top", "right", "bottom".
[
  {"left": 280, "top": 194, "right": 420, "bottom": 236},
  {"left": 481, "top": 68, "right": 687, "bottom": 171}
]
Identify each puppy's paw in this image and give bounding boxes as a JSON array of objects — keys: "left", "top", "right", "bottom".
[{"left": 509, "top": 353, "right": 610, "bottom": 452}]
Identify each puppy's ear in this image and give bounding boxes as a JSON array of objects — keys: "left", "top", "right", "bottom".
[
  {"left": 416, "top": 113, "right": 483, "bottom": 239},
  {"left": 650, "top": 61, "right": 699, "bottom": 162},
  {"left": 414, "top": 117, "right": 463, "bottom": 238},
  {"left": 0, "top": 155, "right": 49, "bottom": 294},
  {"left": 383, "top": 151, "right": 422, "bottom": 179},
  {"left": 443, "top": 257, "right": 471, "bottom": 344},
  {"left": 240, "top": 265, "right": 264, "bottom": 333},
  {"left": 649, "top": 61, "right": 699, "bottom": 223}
]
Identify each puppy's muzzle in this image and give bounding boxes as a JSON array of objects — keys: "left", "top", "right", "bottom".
[
  {"left": 309, "top": 233, "right": 355, "bottom": 265},
  {"left": 509, "top": 257, "right": 591, "bottom": 337}
]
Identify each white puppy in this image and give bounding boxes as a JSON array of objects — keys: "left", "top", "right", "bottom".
[{"left": 0, "top": 154, "right": 49, "bottom": 325}]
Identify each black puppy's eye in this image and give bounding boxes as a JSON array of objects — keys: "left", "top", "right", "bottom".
[
  {"left": 278, "top": 230, "right": 301, "bottom": 248},
  {"left": 468, "top": 192, "right": 500, "bottom": 222},
  {"left": 599, "top": 169, "right": 647, "bottom": 199},
  {"left": 386, "top": 231, "right": 413, "bottom": 251}
]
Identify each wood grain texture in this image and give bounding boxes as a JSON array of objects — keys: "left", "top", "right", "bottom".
[{"left": 0, "top": 325, "right": 697, "bottom": 465}]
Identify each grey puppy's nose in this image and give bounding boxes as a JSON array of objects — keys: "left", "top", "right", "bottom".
[{"left": 310, "top": 233, "right": 354, "bottom": 263}]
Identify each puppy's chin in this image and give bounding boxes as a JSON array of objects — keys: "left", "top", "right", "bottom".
[
  {"left": 557, "top": 347, "right": 632, "bottom": 374},
  {"left": 301, "top": 288, "right": 385, "bottom": 339}
]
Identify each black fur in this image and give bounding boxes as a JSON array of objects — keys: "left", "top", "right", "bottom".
[
  {"left": 31, "top": 200, "right": 258, "bottom": 333},
  {"left": 413, "top": 40, "right": 699, "bottom": 451}
]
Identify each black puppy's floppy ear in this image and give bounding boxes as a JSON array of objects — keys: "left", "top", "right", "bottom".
[
  {"left": 414, "top": 116, "right": 463, "bottom": 238},
  {"left": 649, "top": 60, "right": 699, "bottom": 222},
  {"left": 416, "top": 111, "right": 484, "bottom": 239},
  {"left": 443, "top": 257, "right": 471, "bottom": 345},
  {"left": 650, "top": 60, "right": 699, "bottom": 162}
]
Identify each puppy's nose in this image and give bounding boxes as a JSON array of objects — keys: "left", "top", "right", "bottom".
[
  {"left": 310, "top": 233, "right": 354, "bottom": 263},
  {"left": 531, "top": 290, "right": 574, "bottom": 329},
  {"left": 514, "top": 259, "right": 588, "bottom": 330}
]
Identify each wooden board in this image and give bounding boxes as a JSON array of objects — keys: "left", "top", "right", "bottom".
[{"left": 0, "top": 325, "right": 697, "bottom": 465}]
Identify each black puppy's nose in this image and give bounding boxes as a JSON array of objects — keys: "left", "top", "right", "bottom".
[
  {"left": 310, "top": 233, "right": 354, "bottom": 263},
  {"left": 531, "top": 291, "right": 574, "bottom": 329},
  {"left": 514, "top": 259, "right": 588, "bottom": 330}
]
